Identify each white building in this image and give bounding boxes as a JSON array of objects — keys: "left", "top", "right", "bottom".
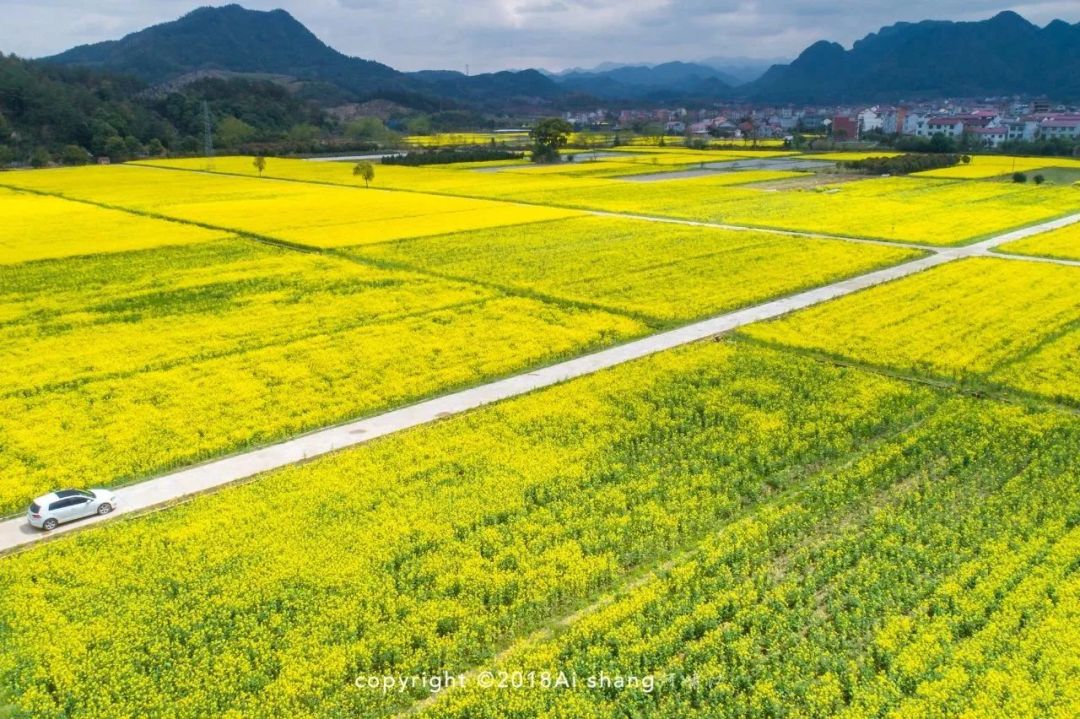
[
  {"left": 970, "top": 126, "right": 1007, "bottom": 148},
  {"left": 1005, "top": 118, "right": 1039, "bottom": 142},
  {"left": 1040, "top": 116, "right": 1080, "bottom": 141},
  {"left": 858, "top": 107, "right": 883, "bottom": 134},
  {"left": 902, "top": 112, "right": 926, "bottom": 135}
]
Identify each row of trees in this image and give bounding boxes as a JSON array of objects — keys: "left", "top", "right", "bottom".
[
  {"left": 876, "top": 130, "right": 1080, "bottom": 158},
  {"left": 380, "top": 147, "right": 523, "bottom": 166},
  {"left": 841, "top": 153, "right": 966, "bottom": 175}
]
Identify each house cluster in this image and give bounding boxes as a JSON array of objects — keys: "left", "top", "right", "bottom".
[
  {"left": 563, "top": 100, "right": 1080, "bottom": 146},
  {"left": 834, "top": 102, "right": 1080, "bottom": 147}
]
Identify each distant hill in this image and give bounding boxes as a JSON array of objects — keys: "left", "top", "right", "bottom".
[
  {"left": 748, "top": 12, "right": 1080, "bottom": 102},
  {"left": 42, "top": 4, "right": 563, "bottom": 109},
  {"left": 46, "top": 5, "right": 404, "bottom": 94},
  {"left": 37, "top": 6, "right": 1080, "bottom": 108},
  {"left": 697, "top": 57, "right": 786, "bottom": 85},
  {"left": 0, "top": 52, "right": 335, "bottom": 163},
  {"left": 554, "top": 62, "right": 737, "bottom": 99}
]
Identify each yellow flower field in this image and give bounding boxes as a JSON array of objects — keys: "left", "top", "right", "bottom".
[
  {"left": 994, "top": 329, "right": 1080, "bottom": 407},
  {"left": 0, "top": 341, "right": 945, "bottom": 717},
  {"left": 0, "top": 165, "right": 581, "bottom": 248},
  {"left": 916, "top": 154, "right": 1080, "bottom": 179},
  {"left": 0, "top": 187, "right": 225, "bottom": 264},
  {"left": 138, "top": 155, "right": 624, "bottom": 196},
  {"left": 353, "top": 215, "right": 922, "bottom": 323},
  {"left": 3, "top": 145, "right": 1080, "bottom": 719},
  {"left": 995, "top": 220, "right": 1080, "bottom": 261},
  {"left": 404, "top": 131, "right": 530, "bottom": 146},
  {"left": 2, "top": 340, "right": 1078, "bottom": 718},
  {"left": 136, "top": 158, "right": 1080, "bottom": 245},
  {"left": 0, "top": 239, "right": 645, "bottom": 513},
  {"left": 741, "top": 257, "right": 1080, "bottom": 403},
  {"left": 142, "top": 154, "right": 801, "bottom": 193},
  {"left": 420, "top": 394, "right": 1080, "bottom": 719},
  {"left": 508, "top": 175, "right": 1080, "bottom": 244}
]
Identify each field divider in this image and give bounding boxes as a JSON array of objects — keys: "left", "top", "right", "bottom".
[{"left": 732, "top": 335, "right": 1080, "bottom": 418}]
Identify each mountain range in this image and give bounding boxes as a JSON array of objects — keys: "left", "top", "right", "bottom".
[
  {"left": 37, "top": 6, "right": 1080, "bottom": 107},
  {"left": 752, "top": 11, "right": 1080, "bottom": 102}
]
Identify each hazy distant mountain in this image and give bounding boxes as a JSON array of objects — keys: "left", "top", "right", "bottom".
[
  {"left": 748, "top": 12, "right": 1080, "bottom": 102},
  {"left": 553, "top": 62, "right": 736, "bottom": 99},
  {"left": 697, "top": 57, "right": 788, "bottom": 84}
]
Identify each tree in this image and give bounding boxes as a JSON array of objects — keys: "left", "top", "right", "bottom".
[
  {"left": 103, "top": 136, "right": 127, "bottom": 162},
  {"left": 0, "top": 145, "right": 13, "bottom": 166},
  {"left": 30, "top": 147, "right": 51, "bottom": 168},
  {"left": 1012, "top": 172, "right": 1028, "bottom": 183},
  {"left": 345, "top": 117, "right": 395, "bottom": 145},
  {"left": 60, "top": 145, "right": 91, "bottom": 165},
  {"left": 928, "top": 133, "right": 956, "bottom": 153},
  {"left": 124, "top": 136, "right": 144, "bottom": 157},
  {"left": 1033, "top": 173, "right": 1045, "bottom": 185},
  {"left": 287, "top": 123, "right": 320, "bottom": 144},
  {"left": 529, "top": 117, "right": 572, "bottom": 164},
  {"left": 146, "top": 138, "right": 166, "bottom": 157},
  {"left": 353, "top": 161, "right": 375, "bottom": 187},
  {"left": 90, "top": 119, "right": 120, "bottom": 157},
  {"left": 960, "top": 154, "right": 972, "bottom": 164},
  {"left": 216, "top": 115, "right": 255, "bottom": 149},
  {"left": 404, "top": 115, "right": 432, "bottom": 135},
  {"left": 253, "top": 154, "right": 267, "bottom": 176}
]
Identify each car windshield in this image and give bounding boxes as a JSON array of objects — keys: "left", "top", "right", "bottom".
[
  {"left": 56, "top": 489, "right": 93, "bottom": 498},
  {"left": 29, "top": 502, "right": 40, "bottom": 513}
]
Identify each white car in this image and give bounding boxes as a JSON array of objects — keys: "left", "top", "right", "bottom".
[{"left": 28, "top": 488, "right": 117, "bottom": 530}]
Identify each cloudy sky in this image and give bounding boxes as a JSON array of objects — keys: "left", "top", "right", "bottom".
[{"left": 1, "top": 0, "right": 1077, "bottom": 72}]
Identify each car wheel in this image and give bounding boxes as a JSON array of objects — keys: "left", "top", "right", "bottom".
[
  {"left": 97, "top": 503, "right": 113, "bottom": 516},
  {"left": 42, "top": 518, "right": 58, "bottom": 531}
]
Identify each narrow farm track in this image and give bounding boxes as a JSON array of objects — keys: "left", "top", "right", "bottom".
[{"left": 2, "top": 208, "right": 1078, "bottom": 553}]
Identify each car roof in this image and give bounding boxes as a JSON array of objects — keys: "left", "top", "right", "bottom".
[{"left": 32, "top": 489, "right": 90, "bottom": 505}]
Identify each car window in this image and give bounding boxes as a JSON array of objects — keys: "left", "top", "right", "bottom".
[
  {"left": 29, "top": 502, "right": 40, "bottom": 513},
  {"left": 56, "top": 489, "right": 93, "bottom": 499},
  {"left": 48, "top": 499, "right": 71, "bottom": 510}
]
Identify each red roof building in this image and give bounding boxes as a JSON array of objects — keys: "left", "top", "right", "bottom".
[{"left": 831, "top": 115, "right": 858, "bottom": 140}]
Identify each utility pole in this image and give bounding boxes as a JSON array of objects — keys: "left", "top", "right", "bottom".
[{"left": 202, "top": 100, "right": 214, "bottom": 169}]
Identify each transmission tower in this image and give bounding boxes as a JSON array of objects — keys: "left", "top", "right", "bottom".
[{"left": 202, "top": 100, "right": 214, "bottom": 169}]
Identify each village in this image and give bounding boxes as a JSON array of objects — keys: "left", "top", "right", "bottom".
[{"left": 564, "top": 98, "right": 1080, "bottom": 147}]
